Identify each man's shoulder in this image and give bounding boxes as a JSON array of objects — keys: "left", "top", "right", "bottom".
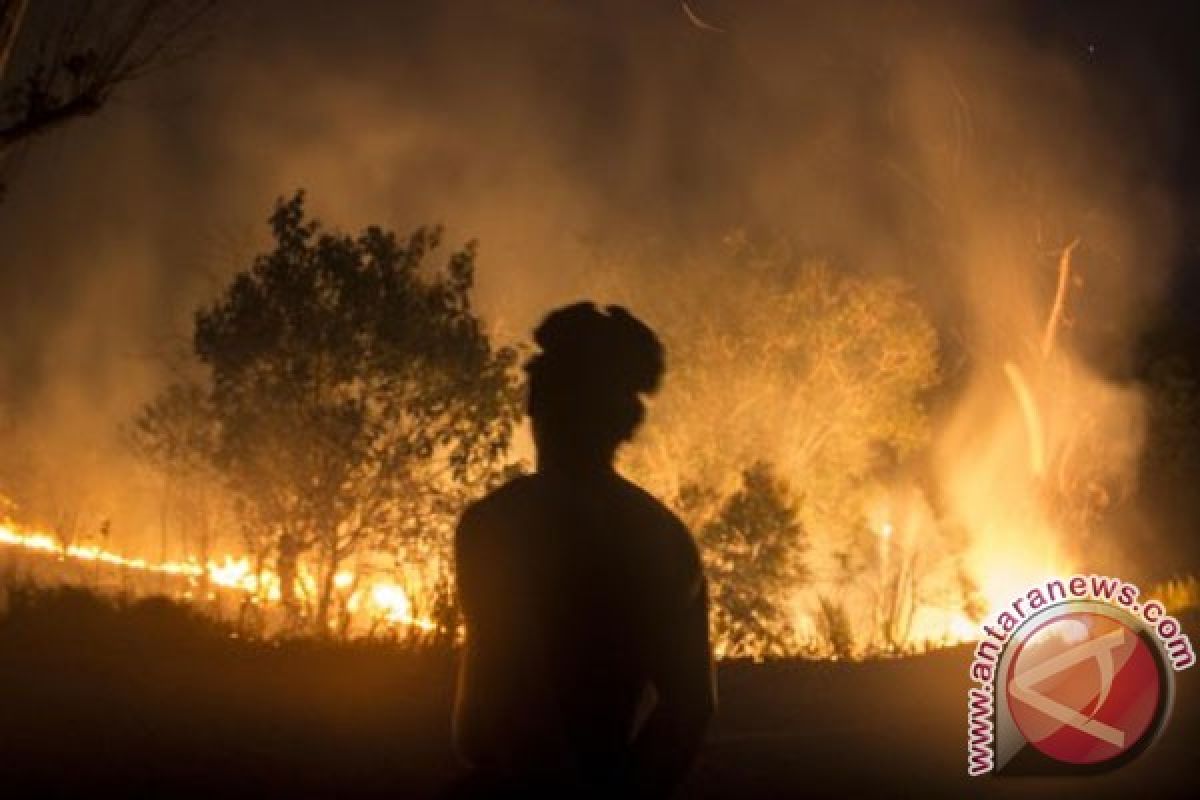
[
  {"left": 613, "top": 476, "right": 699, "bottom": 558},
  {"left": 615, "top": 476, "right": 680, "bottom": 522},
  {"left": 458, "top": 473, "right": 539, "bottom": 532}
]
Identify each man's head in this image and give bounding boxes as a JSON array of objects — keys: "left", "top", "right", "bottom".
[{"left": 525, "top": 302, "right": 664, "bottom": 470}]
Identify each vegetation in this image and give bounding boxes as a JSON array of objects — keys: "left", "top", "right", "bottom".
[
  {"left": 124, "top": 225, "right": 955, "bottom": 656},
  {"left": 688, "top": 462, "right": 806, "bottom": 658},
  {"left": 604, "top": 236, "right": 946, "bottom": 655},
  {"left": 132, "top": 193, "right": 523, "bottom": 633}
]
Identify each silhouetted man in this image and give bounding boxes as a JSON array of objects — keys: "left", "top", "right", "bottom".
[{"left": 451, "top": 303, "right": 715, "bottom": 798}]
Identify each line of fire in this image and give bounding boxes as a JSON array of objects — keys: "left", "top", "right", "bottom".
[{"left": 1, "top": 231, "right": 1196, "bottom": 654}]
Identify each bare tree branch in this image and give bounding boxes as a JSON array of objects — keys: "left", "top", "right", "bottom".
[{"left": 0, "top": 0, "right": 217, "bottom": 161}]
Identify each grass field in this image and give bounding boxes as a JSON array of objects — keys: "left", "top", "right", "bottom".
[{"left": 1, "top": 587, "right": 1195, "bottom": 799}]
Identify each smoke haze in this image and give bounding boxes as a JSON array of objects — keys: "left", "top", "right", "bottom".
[{"left": 0, "top": 0, "right": 1188, "bottom": 577}]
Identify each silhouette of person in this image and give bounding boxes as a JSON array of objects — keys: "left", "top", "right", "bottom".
[{"left": 449, "top": 302, "right": 715, "bottom": 799}]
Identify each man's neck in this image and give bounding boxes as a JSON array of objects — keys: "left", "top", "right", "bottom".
[{"left": 535, "top": 449, "right": 618, "bottom": 478}]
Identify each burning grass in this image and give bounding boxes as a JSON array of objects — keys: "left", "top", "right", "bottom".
[{"left": 0, "top": 516, "right": 443, "bottom": 642}]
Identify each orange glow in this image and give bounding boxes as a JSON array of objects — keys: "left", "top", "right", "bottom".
[{"left": 0, "top": 520, "right": 437, "bottom": 635}]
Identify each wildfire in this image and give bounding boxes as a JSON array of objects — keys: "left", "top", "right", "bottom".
[{"left": 0, "top": 520, "right": 437, "bottom": 634}]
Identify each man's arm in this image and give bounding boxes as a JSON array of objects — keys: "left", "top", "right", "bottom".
[
  {"left": 451, "top": 504, "right": 493, "bottom": 766},
  {"left": 629, "top": 542, "right": 717, "bottom": 797},
  {"left": 451, "top": 492, "right": 570, "bottom": 774}
]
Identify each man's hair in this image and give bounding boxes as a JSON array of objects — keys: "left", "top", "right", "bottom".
[{"left": 525, "top": 302, "right": 664, "bottom": 452}]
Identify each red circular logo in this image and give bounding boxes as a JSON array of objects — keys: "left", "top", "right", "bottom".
[{"left": 1005, "top": 611, "right": 1162, "bottom": 765}]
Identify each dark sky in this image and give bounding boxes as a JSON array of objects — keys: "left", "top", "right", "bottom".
[{"left": 1027, "top": 0, "right": 1200, "bottom": 332}]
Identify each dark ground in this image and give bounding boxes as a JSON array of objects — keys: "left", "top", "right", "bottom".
[{"left": 1, "top": 589, "right": 1196, "bottom": 799}]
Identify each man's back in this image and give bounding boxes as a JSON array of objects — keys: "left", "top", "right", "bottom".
[
  {"left": 449, "top": 302, "right": 714, "bottom": 798},
  {"left": 453, "top": 469, "right": 713, "bottom": 795}
]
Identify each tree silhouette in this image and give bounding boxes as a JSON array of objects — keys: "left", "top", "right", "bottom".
[
  {"left": 138, "top": 192, "right": 522, "bottom": 633},
  {"left": 0, "top": 0, "right": 215, "bottom": 194},
  {"left": 688, "top": 461, "right": 807, "bottom": 658}
]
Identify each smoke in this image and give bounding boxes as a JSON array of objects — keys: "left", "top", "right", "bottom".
[{"left": 0, "top": 0, "right": 1183, "bottom": 585}]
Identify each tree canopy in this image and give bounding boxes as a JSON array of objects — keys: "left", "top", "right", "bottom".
[
  {"left": 136, "top": 192, "right": 522, "bottom": 633},
  {"left": 597, "top": 235, "right": 943, "bottom": 655}
]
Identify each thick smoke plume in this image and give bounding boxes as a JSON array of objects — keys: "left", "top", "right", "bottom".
[{"left": 0, "top": 0, "right": 1182, "bottom": 622}]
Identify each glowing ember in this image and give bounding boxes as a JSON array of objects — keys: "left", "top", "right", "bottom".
[
  {"left": 207, "top": 556, "right": 256, "bottom": 592},
  {"left": 371, "top": 583, "right": 435, "bottom": 630}
]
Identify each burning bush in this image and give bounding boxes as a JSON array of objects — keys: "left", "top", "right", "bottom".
[{"left": 600, "top": 236, "right": 951, "bottom": 655}]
